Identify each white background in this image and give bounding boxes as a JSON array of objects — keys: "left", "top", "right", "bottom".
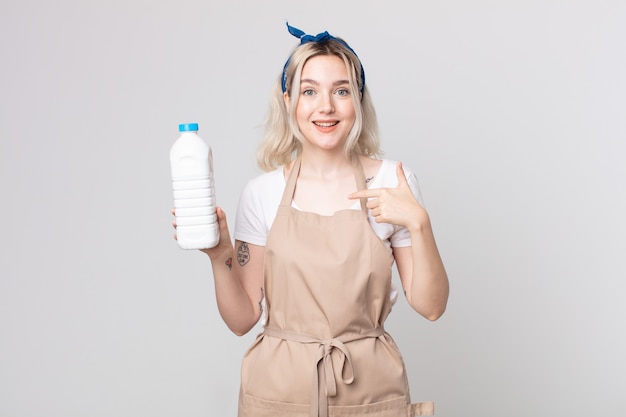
[{"left": 1, "top": 1, "right": 625, "bottom": 416}]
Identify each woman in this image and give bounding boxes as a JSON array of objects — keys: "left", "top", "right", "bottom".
[{"left": 175, "top": 23, "right": 449, "bottom": 417}]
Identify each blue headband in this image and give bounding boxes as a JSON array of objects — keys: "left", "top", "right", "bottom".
[{"left": 280, "top": 22, "right": 366, "bottom": 94}]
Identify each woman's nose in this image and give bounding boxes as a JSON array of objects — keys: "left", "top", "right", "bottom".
[{"left": 318, "top": 94, "right": 335, "bottom": 113}]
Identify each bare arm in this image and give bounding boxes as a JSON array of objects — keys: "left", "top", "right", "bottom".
[
  {"left": 393, "top": 225, "right": 448, "bottom": 321},
  {"left": 174, "top": 207, "right": 264, "bottom": 335},
  {"left": 349, "top": 162, "right": 449, "bottom": 320}
]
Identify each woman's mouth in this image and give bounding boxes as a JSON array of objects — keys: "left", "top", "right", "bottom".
[{"left": 313, "top": 121, "right": 339, "bottom": 128}]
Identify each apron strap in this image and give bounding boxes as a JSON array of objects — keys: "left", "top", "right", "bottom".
[
  {"left": 263, "top": 326, "right": 385, "bottom": 417},
  {"left": 280, "top": 156, "right": 302, "bottom": 207},
  {"left": 351, "top": 153, "right": 369, "bottom": 214},
  {"left": 410, "top": 401, "right": 435, "bottom": 416}
]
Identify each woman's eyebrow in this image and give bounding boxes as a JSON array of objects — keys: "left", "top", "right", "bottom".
[{"left": 300, "top": 79, "right": 350, "bottom": 86}]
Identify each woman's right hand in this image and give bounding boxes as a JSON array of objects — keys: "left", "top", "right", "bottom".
[
  {"left": 171, "top": 206, "right": 234, "bottom": 260},
  {"left": 199, "top": 207, "right": 233, "bottom": 259}
]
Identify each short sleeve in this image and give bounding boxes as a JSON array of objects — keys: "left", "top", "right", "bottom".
[{"left": 233, "top": 179, "right": 268, "bottom": 246}]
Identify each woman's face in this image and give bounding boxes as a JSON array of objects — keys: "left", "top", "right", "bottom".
[{"left": 287, "top": 54, "right": 356, "bottom": 152}]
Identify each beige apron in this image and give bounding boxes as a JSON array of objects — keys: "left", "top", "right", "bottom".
[{"left": 238, "top": 155, "right": 434, "bottom": 417}]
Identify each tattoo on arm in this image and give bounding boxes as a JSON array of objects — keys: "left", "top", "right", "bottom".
[
  {"left": 225, "top": 257, "right": 232, "bottom": 270},
  {"left": 237, "top": 242, "right": 250, "bottom": 266},
  {"left": 258, "top": 287, "right": 265, "bottom": 313}
]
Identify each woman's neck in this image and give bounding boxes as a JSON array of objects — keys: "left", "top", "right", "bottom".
[{"left": 297, "top": 149, "right": 354, "bottom": 181}]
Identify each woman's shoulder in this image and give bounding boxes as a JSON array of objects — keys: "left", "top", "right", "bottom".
[
  {"left": 372, "top": 158, "right": 418, "bottom": 184},
  {"left": 244, "top": 166, "right": 285, "bottom": 190},
  {"left": 380, "top": 158, "right": 417, "bottom": 172},
  {"left": 238, "top": 167, "right": 286, "bottom": 210}
]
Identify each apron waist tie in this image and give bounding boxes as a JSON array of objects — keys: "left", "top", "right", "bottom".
[{"left": 263, "top": 326, "right": 385, "bottom": 417}]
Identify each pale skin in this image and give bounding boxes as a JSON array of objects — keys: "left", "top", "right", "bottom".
[{"left": 173, "top": 54, "right": 449, "bottom": 335}]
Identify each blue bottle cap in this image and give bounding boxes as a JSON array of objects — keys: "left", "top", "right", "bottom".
[{"left": 179, "top": 123, "right": 199, "bottom": 132}]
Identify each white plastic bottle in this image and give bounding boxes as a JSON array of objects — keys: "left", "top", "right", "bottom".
[{"left": 170, "top": 123, "right": 219, "bottom": 249}]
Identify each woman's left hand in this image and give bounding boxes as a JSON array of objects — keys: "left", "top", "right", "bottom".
[{"left": 348, "top": 162, "right": 429, "bottom": 230}]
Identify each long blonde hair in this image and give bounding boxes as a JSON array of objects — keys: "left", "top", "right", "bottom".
[{"left": 256, "top": 39, "right": 381, "bottom": 172}]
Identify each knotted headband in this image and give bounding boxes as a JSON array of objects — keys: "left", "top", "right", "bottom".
[{"left": 281, "top": 22, "right": 366, "bottom": 94}]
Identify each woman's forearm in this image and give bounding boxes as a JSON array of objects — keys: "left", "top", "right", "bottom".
[
  {"left": 406, "top": 220, "right": 450, "bottom": 321},
  {"left": 207, "top": 247, "right": 261, "bottom": 336}
]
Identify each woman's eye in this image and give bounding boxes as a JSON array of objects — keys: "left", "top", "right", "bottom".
[
  {"left": 302, "top": 89, "right": 315, "bottom": 96},
  {"left": 336, "top": 88, "right": 350, "bottom": 96}
]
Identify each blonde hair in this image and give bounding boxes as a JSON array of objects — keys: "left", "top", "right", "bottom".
[{"left": 256, "top": 39, "right": 381, "bottom": 172}]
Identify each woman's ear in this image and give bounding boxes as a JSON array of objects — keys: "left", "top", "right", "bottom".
[{"left": 283, "top": 91, "right": 290, "bottom": 109}]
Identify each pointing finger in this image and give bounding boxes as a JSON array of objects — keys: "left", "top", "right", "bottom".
[{"left": 348, "top": 188, "right": 381, "bottom": 199}]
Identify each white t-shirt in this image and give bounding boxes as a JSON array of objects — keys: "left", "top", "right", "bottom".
[{"left": 233, "top": 159, "right": 424, "bottom": 250}]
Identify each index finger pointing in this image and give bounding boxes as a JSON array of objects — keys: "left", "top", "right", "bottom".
[{"left": 348, "top": 189, "right": 381, "bottom": 199}]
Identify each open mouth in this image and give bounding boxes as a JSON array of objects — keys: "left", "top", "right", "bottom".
[{"left": 313, "top": 121, "right": 339, "bottom": 128}]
